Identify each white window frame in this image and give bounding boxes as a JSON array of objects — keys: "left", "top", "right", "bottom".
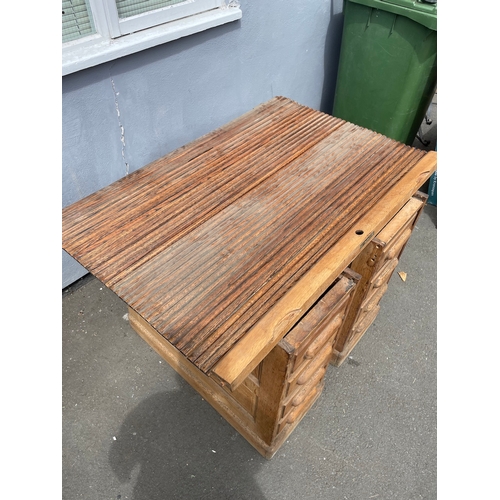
[
  {"left": 105, "top": 0, "right": 221, "bottom": 37},
  {"left": 62, "top": 0, "right": 242, "bottom": 76}
]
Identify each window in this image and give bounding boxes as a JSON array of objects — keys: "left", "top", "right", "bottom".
[
  {"left": 62, "top": 0, "right": 96, "bottom": 43},
  {"left": 62, "top": 0, "right": 242, "bottom": 76}
]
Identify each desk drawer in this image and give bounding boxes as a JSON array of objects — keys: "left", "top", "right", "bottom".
[
  {"left": 274, "top": 269, "right": 360, "bottom": 437},
  {"left": 280, "top": 270, "right": 360, "bottom": 376},
  {"left": 281, "top": 342, "right": 333, "bottom": 423},
  {"left": 360, "top": 282, "right": 388, "bottom": 315},
  {"left": 371, "top": 196, "right": 425, "bottom": 274},
  {"left": 371, "top": 257, "right": 399, "bottom": 289},
  {"left": 331, "top": 193, "right": 427, "bottom": 366},
  {"left": 214, "top": 268, "right": 359, "bottom": 451},
  {"left": 347, "top": 305, "right": 381, "bottom": 348}
]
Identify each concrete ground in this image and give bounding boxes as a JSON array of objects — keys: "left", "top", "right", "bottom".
[{"left": 62, "top": 104, "right": 437, "bottom": 500}]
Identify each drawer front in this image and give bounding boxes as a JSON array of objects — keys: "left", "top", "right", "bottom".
[
  {"left": 221, "top": 271, "right": 359, "bottom": 434},
  {"left": 332, "top": 194, "right": 426, "bottom": 366},
  {"left": 371, "top": 257, "right": 399, "bottom": 289},
  {"left": 346, "top": 304, "right": 381, "bottom": 347},
  {"left": 291, "top": 311, "right": 344, "bottom": 376},
  {"left": 376, "top": 196, "right": 424, "bottom": 244},
  {"left": 277, "top": 379, "right": 325, "bottom": 436},
  {"left": 280, "top": 271, "right": 359, "bottom": 374},
  {"left": 373, "top": 224, "right": 413, "bottom": 274},
  {"left": 383, "top": 226, "right": 412, "bottom": 261},
  {"left": 371, "top": 196, "right": 424, "bottom": 274},
  {"left": 282, "top": 341, "right": 333, "bottom": 417},
  {"left": 273, "top": 269, "right": 360, "bottom": 437},
  {"left": 360, "top": 282, "right": 388, "bottom": 314},
  {"left": 279, "top": 301, "right": 351, "bottom": 425}
]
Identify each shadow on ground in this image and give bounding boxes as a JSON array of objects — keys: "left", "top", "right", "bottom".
[{"left": 109, "top": 384, "right": 267, "bottom": 500}]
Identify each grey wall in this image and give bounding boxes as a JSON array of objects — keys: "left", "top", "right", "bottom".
[{"left": 62, "top": 0, "right": 345, "bottom": 288}]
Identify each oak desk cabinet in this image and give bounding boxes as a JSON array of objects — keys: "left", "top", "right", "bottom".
[{"left": 62, "top": 97, "right": 436, "bottom": 458}]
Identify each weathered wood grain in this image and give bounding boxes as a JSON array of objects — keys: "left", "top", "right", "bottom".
[
  {"left": 62, "top": 96, "right": 436, "bottom": 390},
  {"left": 211, "top": 150, "right": 436, "bottom": 389}
]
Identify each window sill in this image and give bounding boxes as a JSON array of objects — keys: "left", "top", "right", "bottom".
[{"left": 62, "top": 6, "right": 242, "bottom": 77}]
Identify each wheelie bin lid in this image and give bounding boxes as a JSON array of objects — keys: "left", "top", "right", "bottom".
[{"left": 347, "top": 0, "right": 437, "bottom": 31}]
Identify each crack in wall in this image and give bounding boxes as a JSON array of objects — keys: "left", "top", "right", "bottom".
[{"left": 110, "top": 77, "right": 129, "bottom": 175}]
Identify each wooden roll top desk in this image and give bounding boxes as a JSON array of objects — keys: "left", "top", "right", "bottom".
[{"left": 62, "top": 97, "right": 436, "bottom": 458}]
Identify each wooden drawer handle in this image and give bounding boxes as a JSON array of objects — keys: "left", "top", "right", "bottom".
[
  {"left": 387, "top": 228, "right": 412, "bottom": 260},
  {"left": 304, "top": 315, "right": 343, "bottom": 359},
  {"left": 353, "top": 305, "right": 380, "bottom": 335},
  {"left": 292, "top": 367, "right": 327, "bottom": 406},
  {"left": 373, "top": 258, "right": 398, "bottom": 288},
  {"left": 298, "top": 344, "right": 333, "bottom": 385},
  {"left": 363, "top": 283, "right": 388, "bottom": 312},
  {"left": 287, "top": 386, "right": 320, "bottom": 424}
]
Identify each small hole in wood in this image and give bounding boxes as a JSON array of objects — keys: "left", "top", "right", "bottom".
[{"left": 355, "top": 229, "right": 364, "bottom": 235}]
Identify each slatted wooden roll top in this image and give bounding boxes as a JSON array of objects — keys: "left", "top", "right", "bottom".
[{"left": 62, "top": 97, "right": 436, "bottom": 390}]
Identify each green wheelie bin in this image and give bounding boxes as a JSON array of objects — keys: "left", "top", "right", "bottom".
[{"left": 332, "top": 0, "right": 437, "bottom": 145}]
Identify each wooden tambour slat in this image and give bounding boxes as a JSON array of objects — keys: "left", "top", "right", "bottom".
[{"left": 62, "top": 96, "right": 437, "bottom": 390}]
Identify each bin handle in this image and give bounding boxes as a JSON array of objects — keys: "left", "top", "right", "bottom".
[{"left": 348, "top": 0, "right": 437, "bottom": 31}]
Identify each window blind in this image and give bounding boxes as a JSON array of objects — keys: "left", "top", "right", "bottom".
[
  {"left": 115, "top": 0, "right": 187, "bottom": 19},
  {"left": 62, "top": 0, "right": 96, "bottom": 43}
]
